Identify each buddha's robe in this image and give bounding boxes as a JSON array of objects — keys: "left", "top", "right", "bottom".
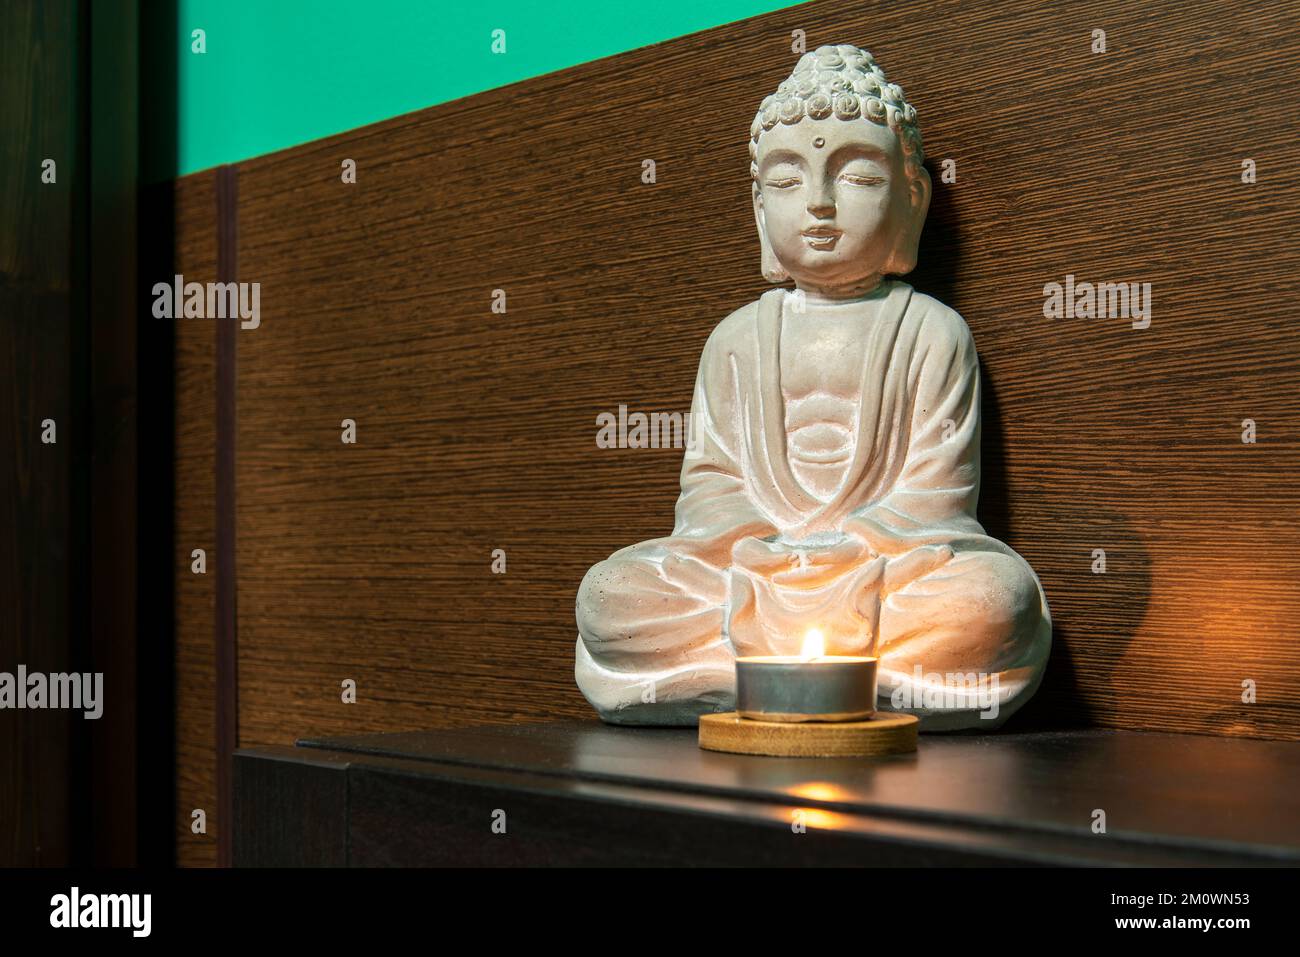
[{"left": 575, "top": 281, "right": 1051, "bottom": 730}]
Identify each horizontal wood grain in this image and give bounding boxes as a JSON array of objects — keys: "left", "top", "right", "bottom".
[
  {"left": 172, "top": 0, "right": 1300, "bottom": 858},
  {"left": 699, "top": 712, "right": 919, "bottom": 757}
]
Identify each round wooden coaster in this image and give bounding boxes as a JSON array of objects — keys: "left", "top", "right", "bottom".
[{"left": 698, "top": 711, "right": 918, "bottom": 758}]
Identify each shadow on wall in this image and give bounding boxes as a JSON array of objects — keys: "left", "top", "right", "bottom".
[
  {"left": 908, "top": 158, "right": 961, "bottom": 310},
  {"left": 907, "top": 161, "right": 1153, "bottom": 732},
  {"left": 1052, "top": 510, "right": 1151, "bottom": 727},
  {"left": 977, "top": 385, "right": 1153, "bottom": 731}
]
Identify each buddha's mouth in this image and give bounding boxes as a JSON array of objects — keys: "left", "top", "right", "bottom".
[{"left": 801, "top": 227, "right": 842, "bottom": 250}]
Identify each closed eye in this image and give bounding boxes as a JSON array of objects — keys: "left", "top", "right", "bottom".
[
  {"left": 765, "top": 177, "right": 802, "bottom": 189},
  {"left": 839, "top": 174, "right": 886, "bottom": 186}
]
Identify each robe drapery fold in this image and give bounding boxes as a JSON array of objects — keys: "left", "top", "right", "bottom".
[{"left": 576, "top": 282, "right": 1051, "bottom": 730}]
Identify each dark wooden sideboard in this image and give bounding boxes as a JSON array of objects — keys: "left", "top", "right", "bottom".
[{"left": 233, "top": 722, "right": 1300, "bottom": 867}]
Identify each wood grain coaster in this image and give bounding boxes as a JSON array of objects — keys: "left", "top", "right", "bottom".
[{"left": 699, "top": 712, "right": 919, "bottom": 757}]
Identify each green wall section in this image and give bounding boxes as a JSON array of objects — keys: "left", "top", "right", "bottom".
[{"left": 173, "top": 0, "right": 796, "bottom": 177}]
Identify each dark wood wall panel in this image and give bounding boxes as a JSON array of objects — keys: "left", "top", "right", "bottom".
[
  {"left": 168, "top": 0, "right": 1298, "bottom": 798},
  {"left": 0, "top": 0, "right": 81, "bottom": 867},
  {"left": 173, "top": 171, "right": 218, "bottom": 867},
  {"left": 7, "top": 0, "right": 150, "bottom": 867}
]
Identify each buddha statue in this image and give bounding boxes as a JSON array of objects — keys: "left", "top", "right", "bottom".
[{"left": 575, "top": 44, "right": 1051, "bottom": 731}]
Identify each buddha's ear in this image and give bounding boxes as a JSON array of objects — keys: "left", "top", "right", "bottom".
[
  {"left": 753, "top": 181, "right": 790, "bottom": 284},
  {"left": 884, "top": 164, "right": 931, "bottom": 276}
]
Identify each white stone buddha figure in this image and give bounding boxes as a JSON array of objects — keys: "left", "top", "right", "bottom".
[{"left": 575, "top": 44, "right": 1051, "bottom": 731}]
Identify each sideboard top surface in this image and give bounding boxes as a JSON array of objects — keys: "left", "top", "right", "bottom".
[{"left": 288, "top": 721, "right": 1300, "bottom": 863}]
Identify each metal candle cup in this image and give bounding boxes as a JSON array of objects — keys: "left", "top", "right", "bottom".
[{"left": 735, "top": 655, "right": 877, "bottom": 723}]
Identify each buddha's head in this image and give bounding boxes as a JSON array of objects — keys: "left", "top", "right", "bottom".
[{"left": 750, "top": 45, "right": 931, "bottom": 296}]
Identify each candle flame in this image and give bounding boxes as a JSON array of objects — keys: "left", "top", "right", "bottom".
[{"left": 801, "top": 628, "right": 825, "bottom": 659}]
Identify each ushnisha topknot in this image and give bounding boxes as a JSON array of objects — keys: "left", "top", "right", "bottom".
[{"left": 749, "top": 44, "right": 924, "bottom": 182}]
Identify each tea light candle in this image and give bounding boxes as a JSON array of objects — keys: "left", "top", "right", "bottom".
[{"left": 735, "top": 628, "right": 878, "bottom": 723}]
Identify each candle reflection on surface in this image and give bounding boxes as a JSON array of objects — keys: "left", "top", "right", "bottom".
[{"left": 788, "top": 781, "right": 852, "bottom": 803}]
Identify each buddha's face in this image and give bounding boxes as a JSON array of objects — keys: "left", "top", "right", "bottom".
[{"left": 754, "top": 117, "right": 928, "bottom": 297}]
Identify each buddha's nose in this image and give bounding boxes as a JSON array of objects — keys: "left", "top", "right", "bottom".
[{"left": 806, "top": 193, "right": 836, "bottom": 219}]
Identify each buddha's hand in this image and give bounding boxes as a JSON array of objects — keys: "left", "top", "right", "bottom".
[
  {"left": 731, "top": 533, "right": 881, "bottom": 588},
  {"left": 882, "top": 544, "right": 955, "bottom": 594}
]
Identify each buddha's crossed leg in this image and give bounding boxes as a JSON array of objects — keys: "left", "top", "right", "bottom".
[
  {"left": 875, "top": 548, "right": 1049, "bottom": 728},
  {"left": 575, "top": 539, "right": 736, "bottom": 724},
  {"left": 576, "top": 539, "right": 1048, "bottom": 729}
]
